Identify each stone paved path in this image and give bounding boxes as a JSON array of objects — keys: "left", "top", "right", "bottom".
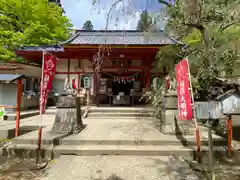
[{"left": 40, "top": 155, "right": 204, "bottom": 180}]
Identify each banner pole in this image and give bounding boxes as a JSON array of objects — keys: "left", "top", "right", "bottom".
[
  {"left": 186, "top": 58, "right": 201, "bottom": 158},
  {"left": 40, "top": 50, "right": 45, "bottom": 116},
  {"left": 36, "top": 50, "right": 45, "bottom": 165}
]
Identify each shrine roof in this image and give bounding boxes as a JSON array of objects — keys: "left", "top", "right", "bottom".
[
  {"left": 62, "top": 30, "right": 179, "bottom": 46},
  {"left": 19, "top": 45, "right": 64, "bottom": 52},
  {"left": 18, "top": 30, "right": 182, "bottom": 52},
  {"left": 0, "top": 74, "right": 25, "bottom": 82}
]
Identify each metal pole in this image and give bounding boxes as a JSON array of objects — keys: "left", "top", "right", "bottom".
[
  {"left": 15, "top": 78, "right": 23, "bottom": 137},
  {"left": 227, "top": 115, "right": 232, "bottom": 157},
  {"left": 36, "top": 50, "right": 45, "bottom": 165},
  {"left": 208, "top": 110, "right": 215, "bottom": 180},
  {"left": 186, "top": 58, "right": 201, "bottom": 155}
]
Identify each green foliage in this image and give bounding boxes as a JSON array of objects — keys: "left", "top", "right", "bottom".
[
  {"left": 82, "top": 20, "right": 94, "bottom": 30},
  {"left": 137, "top": 11, "right": 153, "bottom": 31},
  {"left": 157, "top": 0, "right": 240, "bottom": 100},
  {"left": 0, "top": 0, "right": 72, "bottom": 62},
  {"left": 136, "top": 11, "right": 161, "bottom": 32}
]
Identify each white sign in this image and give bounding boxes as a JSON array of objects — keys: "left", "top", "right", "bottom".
[
  {"left": 83, "top": 76, "right": 91, "bottom": 88},
  {"left": 195, "top": 101, "right": 222, "bottom": 119}
]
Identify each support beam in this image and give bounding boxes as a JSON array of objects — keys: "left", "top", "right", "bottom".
[
  {"left": 146, "top": 64, "right": 151, "bottom": 89},
  {"left": 78, "top": 59, "right": 81, "bottom": 89},
  {"left": 56, "top": 72, "right": 84, "bottom": 74},
  {"left": 15, "top": 78, "right": 23, "bottom": 137}
]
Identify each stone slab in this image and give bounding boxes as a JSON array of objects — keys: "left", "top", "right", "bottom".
[
  {"left": 87, "top": 112, "right": 153, "bottom": 117},
  {"left": 4, "top": 110, "right": 39, "bottom": 121},
  {"left": 11, "top": 117, "right": 229, "bottom": 147},
  {"left": 12, "top": 127, "right": 69, "bottom": 145},
  {"left": 2, "top": 143, "right": 54, "bottom": 159},
  {"left": 87, "top": 106, "right": 155, "bottom": 112},
  {"left": 0, "top": 114, "right": 55, "bottom": 139},
  {"left": 53, "top": 144, "right": 230, "bottom": 158}
]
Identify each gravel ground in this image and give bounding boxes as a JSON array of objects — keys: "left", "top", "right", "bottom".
[
  {"left": 40, "top": 155, "right": 205, "bottom": 180},
  {"left": 0, "top": 155, "right": 239, "bottom": 180},
  {"left": 0, "top": 139, "right": 47, "bottom": 180}
]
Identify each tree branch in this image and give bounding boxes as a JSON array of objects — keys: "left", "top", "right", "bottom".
[
  {"left": 219, "top": 20, "right": 240, "bottom": 32},
  {"left": 184, "top": 22, "right": 209, "bottom": 47},
  {"left": 158, "top": 0, "right": 173, "bottom": 7}
]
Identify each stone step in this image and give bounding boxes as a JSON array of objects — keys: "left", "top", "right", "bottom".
[
  {"left": 2, "top": 143, "right": 53, "bottom": 159},
  {"left": 88, "top": 107, "right": 154, "bottom": 113},
  {"left": 11, "top": 128, "right": 228, "bottom": 147},
  {"left": 3, "top": 143, "right": 231, "bottom": 159},
  {"left": 4, "top": 110, "right": 39, "bottom": 121},
  {"left": 85, "top": 117, "right": 157, "bottom": 120},
  {"left": 59, "top": 138, "right": 227, "bottom": 147},
  {"left": 87, "top": 112, "right": 153, "bottom": 117},
  {"left": 54, "top": 145, "right": 196, "bottom": 157}
]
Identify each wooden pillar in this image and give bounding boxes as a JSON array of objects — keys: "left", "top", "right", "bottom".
[
  {"left": 15, "top": 78, "right": 23, "bottom": 137},
  {"left": 67, "top": 59, "right": 70, "bottom": 84},
  {"left": 227, "top": 115, "right": 233, "bottom": 157},
  {"left": 78, "top": 59, "right": 81, "bottom": 89},
  {"left": 93, "top": 65, "right": 97, "bottom": 105},
  {"left": 146, "top": 64, "right": 151, "bottom": 89}
]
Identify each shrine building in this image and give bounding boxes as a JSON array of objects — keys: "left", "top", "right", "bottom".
[{"left": 16, "top": 30, "right": 178, "bottom": 106}]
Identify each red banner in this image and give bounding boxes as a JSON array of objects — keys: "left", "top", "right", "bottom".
[
  {"left": 40, "top": 52, "right": 57, "bottom": 114},
  {"left": 175, "top": 59, "right": 193, "bottom": 120}
]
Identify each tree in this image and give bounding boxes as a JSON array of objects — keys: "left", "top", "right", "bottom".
[
  {"left": 91, "top": 0, "right": 240, "bottom": 97},
  {"left": 82, "top": 20, "right": 94, "bottom": 30},
  {"left": 0, "top": 0, "right": 72, "bottom": 62},
  {"left": 137, "top": 11, "right": 155, "bottom": 31},
  {"left": 157, "top": 0, "right": 240, "bottom": 99}
]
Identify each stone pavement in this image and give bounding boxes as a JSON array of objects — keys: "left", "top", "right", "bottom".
[
  {"left": 0, "top": 114, "right": 55, "bottom": 139},
  {"left": 40, "top": 155, "right": 204, "bottom": 180}
]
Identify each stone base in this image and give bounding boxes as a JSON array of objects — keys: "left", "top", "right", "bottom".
[{"left": 160, "top": 109, "right": 195, "bottom": 135}]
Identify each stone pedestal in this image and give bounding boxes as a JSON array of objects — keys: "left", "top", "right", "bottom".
[
  {"left": 160, "top": 91, "right": 194, "bottom": 135},
  {"left": 52, "top": 93, "right": 84, "bottom": 134}
]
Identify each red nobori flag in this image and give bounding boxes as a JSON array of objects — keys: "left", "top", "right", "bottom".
[
  {"left": 40, "top": 52, "right": 57, "bottom": 114},
  {"left": 175, "top": 59, "right": 193, "bottom": 120}
]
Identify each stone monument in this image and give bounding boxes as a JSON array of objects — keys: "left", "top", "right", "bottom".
[
  {"left": 52, "top": 92, "right": 84, "bottom": 134},
  {"left": 160, "top": 91, "right": 194, "bottom": 135}
]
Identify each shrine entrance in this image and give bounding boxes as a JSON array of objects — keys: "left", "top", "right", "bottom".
[
  {"left": 112, "top": 81, "right": 133, "bottom": 96},
  {"left": 97, "top": 72, "right": 143, "bottom": 106}
]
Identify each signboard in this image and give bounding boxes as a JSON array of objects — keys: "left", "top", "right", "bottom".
[
  {"left": 52, "top": 95, "right": 77, "bottom": 133},
  {"left": 99, "top": 78, "right": 107, "bottom": 94},
  {"left": 152, "top": 77, "right": 162, "bottom": 89},
  {"left": 221, "top": 94, "right": 240, "bottom": 115},
  {"left": 56, "top": 95, "right": 76, "bottom": 108},
  {"left": 133, "top": 81, "right": 140, "bottom": 91},
  {"left": 0, "top": 107, "right": 5, "bottom": 120},
  {"left": 195, "top": 101, "right": 222, "bottom": 119},
  {"left": 52, "top": 108, "right": 76, "bottom": 133},
  {"left": 83, "top": 76, "right": 91, "bottom": 89},
  {"left": 175, "top": 59, "right": 193, "bottom": 120}
]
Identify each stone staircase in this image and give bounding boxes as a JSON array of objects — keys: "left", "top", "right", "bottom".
[
  {"left": 2, "top": 106, "right": 236, "bottom": 159},
  {"left": 86, "top": 106, "right": 154, "bottom": 119}
]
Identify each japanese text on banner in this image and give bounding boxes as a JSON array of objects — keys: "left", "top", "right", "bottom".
[
  {"left": 175, "top": 59, "right": 193, "bottom": 120},
  {"left": 40, "top": 53, "right": 57, "bottom": 114}
]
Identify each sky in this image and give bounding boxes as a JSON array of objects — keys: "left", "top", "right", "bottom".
[{"left": 61, "top": 0, "right": 166, "bottom": 30}]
